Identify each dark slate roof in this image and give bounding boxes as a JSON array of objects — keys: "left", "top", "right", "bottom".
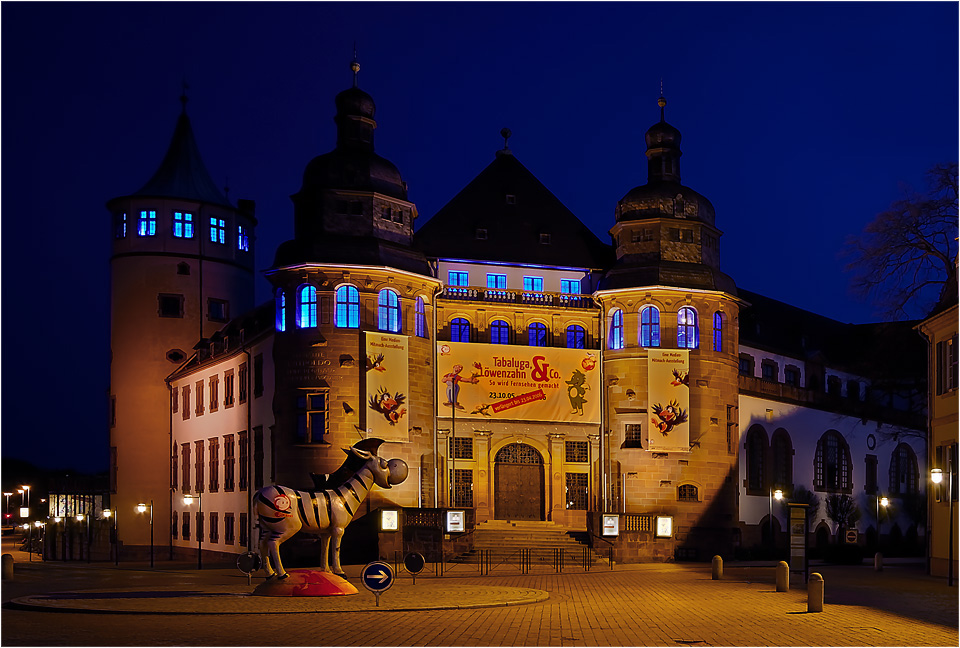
[
  {"left": 272, "top": 234, "right": 431, "bottom": 277},
  {"left": 128, "top": 111, "right": 232, "bottom": 208},
  {"left": 599, "top": 258, "right": 738, "bottom": 293},
  {"left": 414, "top": 150, "right": 613, "bottom": 269}
]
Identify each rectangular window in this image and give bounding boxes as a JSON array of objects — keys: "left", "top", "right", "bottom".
[
  {"left": 195, "top": 380, "right": 205, "bottom": 416},
  {"left": 224, "top": 513, "right": 235, "bottom": 545},
  {"left": 210, "top": 217, "right": 226, "bottom": 244},
  {"left": 761, "top": 361, "right": 778, "bottom": 382},
  {"left": 182, "top": 512, "right": 191, "bottom": 541},
  {"left": 171, "top": 388, "right": 178, "bottom": 414},
  {"left": 224, "top": 370, "right": 235, "bottom": 408},
  {"left": 623, "top": 423, "right": 643, "bottom": 449},
  {"left": 239, "top": 513, "right": 248, "bottom": 547},
  {"left": 560, "top": 279, "right": 580, "bottom": 294},
  {"left": 224, "top": 434, "right": 235, "bottom": 491},
  {"left": 487, "top": 273, "right": 507, "bottom": 289},
  {"left": 565, "top": 473, "right": 588, "bottom": 510},
  {"left": 381, "top": 206, "right": 392, "bottom": 220},
  {"left": 522, "top": 276, "right": 544, "bottom": 292},
  {"left": 239, "top": 362, "right": 249, "bottom": 404},
  {"left": 209, "top": 512, "right": 219, "bottom": 544},
  {"left": 739, "top": 355, "right": 754, "bottom": 376},
  {"left": 296, "top": 392, "right": 328, "bottom": 444},
  {"left": 181, "top": 443, "right": 191, "bottom": 492},
  {"left": 158, "top": 293, "right": 184, "bottom": 318},
  {"left": 451, "top": 469, "right": 473, "bottom": 507},
  {"left": 452, "top": 437, "right": 473, "bottom": 460},
  {"left": 784, "top": 367, "right": 800, "bottom": 386},
  {"left": 448, "top": 271, "right": 469, "bottom": 287},
  {"left": 138, "top": 210, "right": 157, "bottom": 236},
  {"left": 173, "top": 212, "right": 194, "bottom": 238},
  {"left": 937, "top": 336, "right": 958, "bottom": 395},
  {"left": 239, "top": 429, "right": 249, "bottom": 491},
  {"left": 565, "top": 440, "right": 588, "bottom": 463},
  {"left": 182, "top": 385, "right": 191, "bottom": 421},
  {"left": 115, "top": 212, "right": 127, "bottom": 239},
  {"left": 237, "top": 225, "right": 249, "bottom": 251},
  {"left": 209, "top": 375, "right": 219, "bottom": 412},
  {"left": 195, "top": 440, "right": 205, "bottom": 493},
  {"left": 208, "top": 438, "right": 219, "bottom": 492},
  {"left": 253, "top": 355, "right": 264, "bottom": 398},
  {"left": 171, "top": 445, "right": 178, "bottom": 490},
  {"left": 208, "top": 298, "right": 229, "bottom": 323}
]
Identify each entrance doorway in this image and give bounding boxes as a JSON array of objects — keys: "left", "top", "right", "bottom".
[{"left": 494, "top": 443, "right": 544, "bottom": 520}]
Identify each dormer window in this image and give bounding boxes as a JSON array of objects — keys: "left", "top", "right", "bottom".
[
  {"left": 539, "top": 233, "right": 551, "bottom": 245},
  {"left": 237, "top": 226, "right": 250, "bottom": 251},
  {"left": 505, "top": 194, "right": 517, "bottom": 205},
  {"left": 381, "top": 207, "right": 392, "bottom": 220},
  {"left": 476, "top": 228, "right": 488, "bottom": 240},
  {"left": 393, "top": 209, "right": 403, "bottom": 223}
]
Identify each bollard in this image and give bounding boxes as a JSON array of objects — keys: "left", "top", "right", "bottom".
[
  {"left": 776, "top": 561, "right": 790, "bottom": 592},
  {"left": 1, "top": 553, "right": 13, "bottom": 581},
  {"left": 711, "top": 555, "right": 723, "bottom": 580},
  {"left": 874, "top": 552, "right": 883, "bottom": 572},
  {"left": 808, "top": 572, "right": 823, "bottom": 612}
]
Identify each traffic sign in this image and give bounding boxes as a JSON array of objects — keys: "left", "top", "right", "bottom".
[
  {"left": 403, "top": 552, "right": 425, "bottom": 575},
  {"left": 845, "top": 529, "right": 858, "bottom": 544},
  {"left": 237, "top": 551, "right": 262, "bottom": 574},
  {"left": 361, "top": 561, "right": 394, "bottom": 594}
]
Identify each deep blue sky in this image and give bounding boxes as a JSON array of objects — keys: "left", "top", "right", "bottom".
[{"left": 2, "top": 2, "right": 957, "bottom": 472}]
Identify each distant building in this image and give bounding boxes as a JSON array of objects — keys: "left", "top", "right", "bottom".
[{"left": 108, "top": 64, "right": 926, "bottom": 564}]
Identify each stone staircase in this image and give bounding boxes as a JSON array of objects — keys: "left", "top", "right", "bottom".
[{"left": 454, "top": 520, "right": 610, "bottom": 567}]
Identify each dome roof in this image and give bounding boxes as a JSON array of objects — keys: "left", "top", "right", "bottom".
[
  {"left": 618, "top": 180, "right": 715, "bottom": 226},
  {"left": 335, "top": 86, "right": 375, "bottom": 120},
  {"left": 645, "top": 119, "right": 681, "bottom": 150},
  {"left": 300, "top": 148, "right": 407, "bottom": 200}
]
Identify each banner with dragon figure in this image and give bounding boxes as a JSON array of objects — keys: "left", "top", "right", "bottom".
[
  {"left": 647, "top": 349, "right": 690, "bottom": 452},
  {"left": 436, "top": 342, "right": 601, "bottom": 424},
  {"left": 365, "top": 332, "right": 410, "bottom": 442}
]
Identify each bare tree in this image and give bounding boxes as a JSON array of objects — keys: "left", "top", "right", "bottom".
[
  {"left": 825, "top": 494, "right": 861, "bottom": 534},
  {"left": 845, "top": 163, "right": 958, "bottom": 321}
]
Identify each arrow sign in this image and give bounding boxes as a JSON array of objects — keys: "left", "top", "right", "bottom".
[{"left": 361, "top": 560, "right": 395, "bottom": 594}]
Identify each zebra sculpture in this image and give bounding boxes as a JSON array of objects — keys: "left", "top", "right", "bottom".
[{"left": 254, "top": 446, "right": 408, "bottom": 579}]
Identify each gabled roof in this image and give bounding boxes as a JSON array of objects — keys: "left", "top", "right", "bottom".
[{"left": 414, "top": 150, "right": 613, "bottom": 269}]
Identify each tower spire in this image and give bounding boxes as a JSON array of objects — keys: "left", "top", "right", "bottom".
[
  {"left": 180, "top": 79, "right": 189, "bottom": 114},
  {"left": 658, "top": 78, "right": 666, "bottom": 122},
  {"left": 351, "top": 44, "right": 360, "bottom": 88}
]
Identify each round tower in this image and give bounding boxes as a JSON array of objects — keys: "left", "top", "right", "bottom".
[{"left": 106, "top": 97, "right": 256, "bottom": 554}]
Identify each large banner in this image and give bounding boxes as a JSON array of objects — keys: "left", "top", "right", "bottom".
[
  {"left": 647, "top": 349, "right": 690, "bottom": 452},
  {"left": 436, "top": 342, "right": 601, "bottom": 424},
  {"left": 365, "top": 332, "right": 410, "bottom": 442}
]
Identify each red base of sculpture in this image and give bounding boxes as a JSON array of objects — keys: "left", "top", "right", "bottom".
[{"left": 253, "top": 569, "right": 359, "bottom": 597}]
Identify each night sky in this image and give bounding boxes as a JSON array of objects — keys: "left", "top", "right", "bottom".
[{"left": 2, "top": 2, "right": 957, "bottom": 473}]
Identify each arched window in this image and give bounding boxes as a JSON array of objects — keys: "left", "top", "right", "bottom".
[
  {"left": 713, "top": 311, "right": 723, "bottom": 352},
  {"left": 678, "top": 484, "right": 699, "bottom": 502},
  {"left": 566, "top": 324, "right": 585, "bottom": 349},
  {"left": 335, "top": 285, "right": 360, "bottom": 328},
  {"left": 414, "top": 296, "right": 427, "bottom": 338},
  {"left": 677, "top": 307, "right": 698, "bottom": 349},
  {"left": 745, "top": 425, "right": 768, "bottom": 494},
  {"left": 528, "top": 322, "right": 547, "bottom": 347},
  {"left": 490, "top": 319, "right": 510, "bottom": 345},
  {"left": 771, "top": 428, "right": 793, "bottom": 490},
  {"left": 275, "top": 289, "right": 286, "bottom": 332},
  {"left": 640, "top": 306, "right": 660, "bottom": 347},
  {"left": 889, "top": 443, "right": 919, "bottom": 495},
  {"left": 378, "top": 289, "right": 401, "bottom": 333},
  {"left": 297, "top": 285, "right": 317, "bottom": 329},
  {"left": 814, "top": 430, "right": 852, "bottom": 493},
  {"left": 450, "top": 317, "right": 470, "bottom": 343},
  {"left": 609, "top": 309, "right": 624, "bottom": 350}
]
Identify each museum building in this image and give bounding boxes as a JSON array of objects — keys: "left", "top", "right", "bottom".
[{"left": 107, "top": 66, "right": 929, "bottom": 565}]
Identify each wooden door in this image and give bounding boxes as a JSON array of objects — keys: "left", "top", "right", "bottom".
[{"left": 494, "top": 443, "right": 544, "bottom": 520}]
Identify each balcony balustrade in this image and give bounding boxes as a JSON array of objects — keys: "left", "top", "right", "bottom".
[{"left": 441, "top": 287, "right": 595, "bottom": 310}]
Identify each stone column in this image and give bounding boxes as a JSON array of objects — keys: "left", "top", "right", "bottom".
[
  {"left": 436, "top": 429, "right": 450, "bottom": 507},
  {"left": 588, "top": 433, "right": 601, "bottom": 512},
  {"left": 474, "top": 431, "right": 493, "bottom": 522},
  {"left": 547, "top": 433, "right": 566, "bottom": 524}
]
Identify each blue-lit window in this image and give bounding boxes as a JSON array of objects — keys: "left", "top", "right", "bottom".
[
  {"left": 560, "top": 279, "right": 580, "bottom": 294},
  {"left": 115, "top": 212, "right": 127, "bottom": 239},
  {"left": 297, "top": 285, "right": 317, "bottom": 329},
  {"left": 173, "top": 212, "right": 194, "bottom": 238},
  {"left": 448, "top": 271, "right": 468, "bottom": 287},
  {"left": 523, "top": 276, "right": 543, "bottom": 292},
  {"left": 335, "top": 285, "right": 360, "bottom": 328},
  {"left": 487, "top": 274, "right": 507, "bottom": 289},
  {"left": 677, "top": 307, "right": 699, "bottom": 349},
  {"left": 275, "top": 289, "right": 286, "bottom": 332},
  {"left": 415, "top": 296, "right": 427, "bottom": 337},
  {"left": 378, "top": 289, "right": 401, "bottom": 333},
  {"left": 713, "top": 311, "right": 723, "bottom": 352},
  {"left": 451, "top": 317, "right": 470, "bottom": 342},
  {"left": 138, "top": 210, "right": 157, "bottom": 236},
  {"left": 640, "top": 306, "right": 660, "bottom": 348},
  {"left": 238, "top": 226, "right": 249, "bottom": 251},
  {"left": 210, "top": 217, "right": 226, "bottom": 244},
  {"left": 490, "top": 319, "right": 510, "bottom": 344},
  {"left": 567, "top": 324, "right": 585, "bottom": 349},
  {"left": 609, "top": 309, "right": 624, "bottom": 350},
  {"left": 529, "top": 322, "right": 548, "bottom": 346}
]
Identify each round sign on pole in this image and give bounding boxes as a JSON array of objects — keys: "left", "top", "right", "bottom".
[
  {"left": 237, "top": 551, "right": 262, "bottom": 574},
  {"left": 403, "top": 552, "right": 425, "bottom": 575},
  {"left": 361, "top": 561, "right": 394, "bottom": 605},
  {"left": 845, "top": 529, "right": 858, "bottom": 544}
]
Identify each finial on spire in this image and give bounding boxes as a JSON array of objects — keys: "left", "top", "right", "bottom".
[
  {"left": 180, "top": 79, "right": 190, "bottom": 113},
  {"left": 658, "top": 81, "right": 666, "bottom": 123},
  {"left": 351, "top": 43, "right": 360, "bottom": 88},
  {"left": 500, "top": 127, "right": 512, "bottom": 150}
]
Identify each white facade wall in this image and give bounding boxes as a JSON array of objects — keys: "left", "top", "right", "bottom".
[{"left": 438, "top": 259, "right": 592, "bottom": 294}]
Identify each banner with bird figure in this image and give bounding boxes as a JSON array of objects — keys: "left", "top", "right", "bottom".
[
  {"left": 365, "top": 332, "right": 410, "bottom": 442},
  {"left": 647, "top": 349, "right": 690, "bottom": 452}
]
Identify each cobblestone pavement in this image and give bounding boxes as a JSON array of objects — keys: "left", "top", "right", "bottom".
[{"left": 1, "top": 543, "right": 957, "bottom": 647}]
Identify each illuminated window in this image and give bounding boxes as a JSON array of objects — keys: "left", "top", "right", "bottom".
[
  {"left": 565, "top": 473, "right": 588, "bottom": 510},
  {"left": 487, "top": 273, "right": 507, "bottom": 289},
  {"left": 677, "top": 307, "right": 698, "bottom": 349},
  {"left": 448, "top": 271, "right": 468, "bottom": 287},
  {"left": 138, "top": 210, "right": 157, "bottom": 236},
  {"left": 640, "top": 306, "right": 660, "bottom": 347},
  {"left": 173, "top": 212, "right": 194, "bottom": 238},
  {"left": 415, "top": 296, "right": 427, "bottom": 337},
  {"left": 609, "top": 309, "right": 624, "bottom": 350},
  {"left": 296, "top": 392, "right": 328, "bottom": 444},
  {"left": 237, "top": 225, "right": 249, "bottom": 251},
  {"left": 115, "top": 212, "right": 127, "bottom": 238},
  {"left": 528, "top": 322, "right": 547, "bottom": 346},
  {"left": 378, "top": 289, "right": 401, "bottom": 333},
  {"left": 335, "top": 285, "right": 360, "bottom": 328},
  {"left": 566, "top": 324, "right": 585, "bottom": 349},
  {"left": 451, "top": 317, "right": 470, "bottom": 342},
  {"left": 275, "top": 289, "right": 286, "bottom": 332},
  {"left": 209, "top": 217, "right": 226, "bottom": 244},
  {"left": 565, "top": 441, "right": 588, "bottom": 463},
  {"left": 490, "top": 319, "right": 510, "bottom": 344},
  {"left": 560, "top": 279, "right": 580, "bottom": 294},
  {"left": 713, "top": 312, "right": 723, "bottom": 352},
  {"left": 297, "top": 285, "right": 317, "bottom": 329},
  {"left": 523, "top": 276, "right": 543, "bottom": 292}
]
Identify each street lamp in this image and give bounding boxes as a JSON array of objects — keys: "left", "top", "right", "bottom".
[
  {"left": 876, "top": 494, "right": 889, "bottom": 549},
  {"left": 137, "top": 501, "right": 154, "bottom": 568},
  {"left": 769, "top": 488, "right": 783, "bottom": 551},
  {"left": 931, "top": 466, "right": 954, "bottom": 586},
  {"left": 3, "top": 492, "right": 12, "bottom": 519},
  {"left": 182, "top": 493, "right": 202, "bottom": 569},
  {"left": 104, "top": 509, "right": 118, "bottom": 566},
  {"left": 34, "top": 521, "right": 44, "bottom": 562}
]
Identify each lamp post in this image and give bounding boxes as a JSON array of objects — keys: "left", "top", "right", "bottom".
[
  {"left": 137, "top": 501, "right": 154, "bottom": 568},
  {"left": 21, "top": 485, "right": 30, "bottom": 509},
  {"left": 183, "top": 493, "right": 202, "bottom": 569},
  {"left": 76, "top": 514, "right": 85, "bottom": 561},
  {"left": 876, "top": 494, "right": 888, "bottom": 549},
  {"left": 3, "top": 492, "right": 12, "bottom": 520},
  {"left": 34, "top": 521, "right": 44, "bottom": 562},
  {"left": 931, "top": 465, "right": 954, "bottom": 586},
  {"left": 769, "top": 488, "right": 783, "bottom": 551},
  {"left": 104, "top": 509, "right": 119, "bottom": 566}
]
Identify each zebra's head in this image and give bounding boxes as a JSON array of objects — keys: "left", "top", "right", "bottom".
[{"left": 345, "top": 447, "right": 408, "bottom": 489}]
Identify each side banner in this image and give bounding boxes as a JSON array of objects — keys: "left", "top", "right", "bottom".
[
  {"left": 365, "top": 332, "right": 410, "bottom": 442},
  {"left": 647, "top": 349, "right": 690, "bottom": 452},
  {"left": 437, "top": 341, "right": 600, "bottom": 424}
]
